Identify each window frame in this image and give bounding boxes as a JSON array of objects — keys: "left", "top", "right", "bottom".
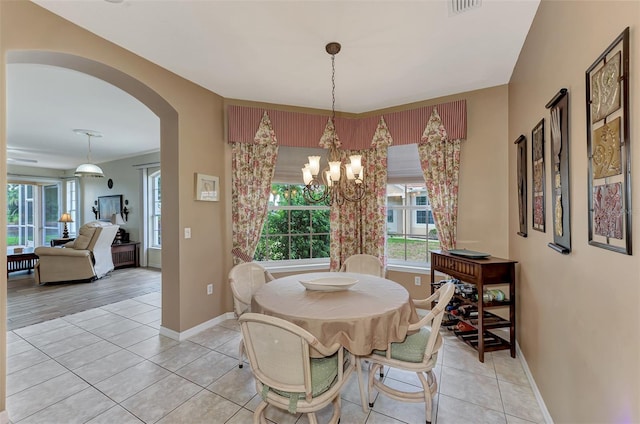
[
  {"left": 255, "top": 183, "right": 331, "bottom": 264},
  {"left": 149, "top": 171, "right": 162, "bottom": 248}
]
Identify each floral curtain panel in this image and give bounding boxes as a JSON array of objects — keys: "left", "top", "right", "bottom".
[
  {"left": 418, "top": 108, "right": 461, "bottom": 251},
  {"left": 330, "top": 117, "right": 392, "bottom": 270},
  {"left": 231, "top": 112, "right": 279, "bottom": 263}
]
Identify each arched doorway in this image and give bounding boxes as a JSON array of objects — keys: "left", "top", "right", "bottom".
[{"left": 6, "top": 50, "right": 178, "bottom": 331}]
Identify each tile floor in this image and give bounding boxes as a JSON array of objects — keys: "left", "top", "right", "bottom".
[{"left": 6, "top": 292, "right": 545, "bottom": 423}]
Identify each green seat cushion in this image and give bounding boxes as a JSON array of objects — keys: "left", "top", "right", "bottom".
[
  {"left": 373, "top": 327, "right": 432, "bottom": 363},
  {"left": 265, "top": 352, "right": 339, "bottom": 413}
]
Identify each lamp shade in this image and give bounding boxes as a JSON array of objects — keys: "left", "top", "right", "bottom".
[
  {"left": 58, "top": 213, "right": 73, "bottom": 223},
  {"left": 74, "top": 163, "right": 104, "bottom": 178},
  {"left": 111, "top": 213, "right": 126, "bottom": 225}
]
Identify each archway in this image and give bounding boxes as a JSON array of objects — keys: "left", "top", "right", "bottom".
[{"left": 6, "top": 50, "right": 178, "bottom": 331}]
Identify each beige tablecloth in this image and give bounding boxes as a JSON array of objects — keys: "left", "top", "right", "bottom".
[{"left": 252, "top": 272, "right": 418, "bottom": 355}]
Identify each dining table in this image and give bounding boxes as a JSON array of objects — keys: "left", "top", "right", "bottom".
[{"left": 251, "top": 271, "right": 419, "bottom": 411}]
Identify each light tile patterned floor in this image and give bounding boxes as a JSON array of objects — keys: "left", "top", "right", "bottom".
[{"left": 6, "top": 293, "right": 545, "bottom": 423}]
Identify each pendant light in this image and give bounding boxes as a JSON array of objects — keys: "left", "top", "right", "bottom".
[{"left": 74, "top": 129, "right": 104, "bottom": 178}]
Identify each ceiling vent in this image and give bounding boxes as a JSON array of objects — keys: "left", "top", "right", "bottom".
[{"left": 449, "top": 0, "right": 482, "bottom": 16}]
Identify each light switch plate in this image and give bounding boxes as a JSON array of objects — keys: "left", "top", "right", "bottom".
[{"left": 184, "top": 227, "right": 191, "bottom": 239}]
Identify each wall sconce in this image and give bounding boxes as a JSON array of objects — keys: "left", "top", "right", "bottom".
[
  {"left": 91, "top": 202, "right": 99, "bottom": 220},
  {"left": 122, "top": 205, "right": 130, "bottom": 222}
]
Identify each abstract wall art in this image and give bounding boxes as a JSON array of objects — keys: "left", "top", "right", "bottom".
[
  {"left": 532, "top": 119, "right": 545, "bottom": 232},
  {"left": 586, "top": 27, "right": 631, "bottom": 254},
  {"left": 545, "top": 88, "right": 570, "bottom": 254}
]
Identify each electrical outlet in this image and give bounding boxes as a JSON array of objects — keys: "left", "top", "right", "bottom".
[
  {"left": 184, "top": 227, "right": 191, "bottom": 239},
  {"left": 207, "top": 284, "right": 213, "bottom": 295},
  {"left": 414, "top": 276, "right": 421, "bottom": 286}
]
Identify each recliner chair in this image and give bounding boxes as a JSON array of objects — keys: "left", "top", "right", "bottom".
[{"left": 34, "top": 221, "right": 119, "bottom": 284}]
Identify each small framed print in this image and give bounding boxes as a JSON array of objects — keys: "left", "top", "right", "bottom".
[{"left": 195, "top": 173, "right": 219, "bottom": 201}]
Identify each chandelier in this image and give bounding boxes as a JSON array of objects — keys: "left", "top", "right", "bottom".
[
  {"left": 302, "top": 42, "right": 367, "bottom": 205},
  {"left": 74, "top": 129, "right": 104, "bottom": 178}
]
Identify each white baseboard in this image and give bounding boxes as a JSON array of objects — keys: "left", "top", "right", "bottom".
[
  {"left": 160, "top": 312, "right": 236, "bottom": 341},
  {"left": 516, "top": 341, "right": 554, "bottom": 424}
]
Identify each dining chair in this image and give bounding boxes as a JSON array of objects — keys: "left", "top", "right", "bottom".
[
  {"left": 362, "top": 281, "right": 455, "bottom": 424},
  {"left": 339, "top": 253, "right": 385, "bottom": 277},
  {"left": 239, "top": 313, "right": 355, "bottom": 424},
  {"left": 229, "top": 262, "right": 274, "bottom": 368}
]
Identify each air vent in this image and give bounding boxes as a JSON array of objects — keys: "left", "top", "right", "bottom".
[{"left": 449, "top": 0, "right": 482, "bottom": 15}]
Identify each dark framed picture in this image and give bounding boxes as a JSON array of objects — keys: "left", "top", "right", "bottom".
[
  {"left": 531, "top": 119, "right": 545, "bottom": 232},
  {"left": 98, "top": 194, "right": 123, "bottom": 221},
  {"left": 586, "top": 27, "right": 631, "bottom": 255},
  {"left": 545, "top": 88, "right": 571, "bottom": 254},
  {"left": 514, "top": 134, "right": 527, "bottom": 238}
]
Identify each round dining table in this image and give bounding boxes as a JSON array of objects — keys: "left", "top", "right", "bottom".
[{"left": 251, "top": 271, "right": 419, "bottom": 356}]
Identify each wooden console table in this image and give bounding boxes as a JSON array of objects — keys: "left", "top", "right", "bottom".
[
  {"left": 111, "top": 241, "right": 140, "bottom": 269},
  {"left": 431, "top": 250, "right": 517, "bottom": 362}
]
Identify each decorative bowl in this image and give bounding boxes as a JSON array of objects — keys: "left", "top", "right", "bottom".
[{"left": 299, "top": 277, "right": 358, "bottom": 292}]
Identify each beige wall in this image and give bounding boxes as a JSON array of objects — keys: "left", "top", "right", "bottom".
[{"left": 509, "top": 1, "right": 640, "bottom": 422}]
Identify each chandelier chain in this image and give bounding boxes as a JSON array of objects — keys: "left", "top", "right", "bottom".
[{"left": 331, "top": 53, "right": 336, "bottom": 125}]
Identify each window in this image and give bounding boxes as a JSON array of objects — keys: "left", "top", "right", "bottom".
[
  {"left": 65, "top": 180, "right": 78, "bottom": 236},
  {"left": 7, "top": 184, "right": 35, "bottom": 247},
  {"left": 255, "top": 184, "right": 330, "bottom": 261},
  {"left": 416, "top": 210, "right": 427, "bottom": 224},
  {"left": 150, "top": 171, "right": 161, "bottom": 247},
  {"left": 386, "top": 183, "right": 439, "bottom": 265},
  {"left": 7, "top": 182, "right": 62, "bottom": 247},
  {"left": 42, "top": 184, "right": 60, "bottom": 245}
]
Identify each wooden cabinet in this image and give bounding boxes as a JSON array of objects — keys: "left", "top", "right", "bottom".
[
  {"left": 111, "top": 242, "right": 140, "bottom": 269},
  {"left": 430, "top": 250, "right": 517, "bottom": 362}
]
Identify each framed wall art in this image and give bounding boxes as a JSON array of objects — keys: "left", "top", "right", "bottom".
[
  {"left": 531, "top": 119, "right": 545, "bottom": 232},
  {"left": 586, "top": 27, "right": 631, "bottom": 255},
  {"left": 545, "top": 88, "right": 571, "bottom": 254},
  {"left": 515, "top": 134, "right": 527, "bottom": 238},
  {"left": 195, "top": 173, "right": 219, "bottom": 201},
  {"left": 98, "top": 194, "right": 123, "bottom": 221}
]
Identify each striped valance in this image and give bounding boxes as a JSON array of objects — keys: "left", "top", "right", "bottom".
[{"left": 227, "top": 99, "right": 466, "bottom": 150}]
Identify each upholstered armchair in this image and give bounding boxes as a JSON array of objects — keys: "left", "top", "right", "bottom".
[{"left": 34, "top": 221, "right": 119, "bottom": 284}]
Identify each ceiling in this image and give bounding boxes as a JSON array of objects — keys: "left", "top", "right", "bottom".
[{"left": 8, "top": 0, "right": 540, "bottom": 171}]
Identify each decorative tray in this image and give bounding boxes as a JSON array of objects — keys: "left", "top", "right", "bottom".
[
  {"left": 299, "top": 277, "right": 358, "bottom": 292},
  {"left": 447, "top": 249, "right": 491, "bottom": 259}
]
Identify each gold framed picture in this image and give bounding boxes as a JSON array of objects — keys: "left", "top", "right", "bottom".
[{"left": 195, "top": 173, "right": 219, "bottom": 201}]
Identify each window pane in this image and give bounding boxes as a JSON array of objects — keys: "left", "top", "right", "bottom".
[
  {"left": 311, "top": 210, "right": 330, "bottom": 234},
  {"left": 290, "top": 210, "right": 310, "bottom": 234},
  {"left": 267, "top": 235, "right": 290, "bottom": 260},
  {"left": 311, "top": 235, "right": 330, "bottom": 258},
  {"left": 290, "top": 236, "right": 311, "bottom": 259},
  {"left": 386, "top": 183, "right": 440, "bottom": 264}
]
